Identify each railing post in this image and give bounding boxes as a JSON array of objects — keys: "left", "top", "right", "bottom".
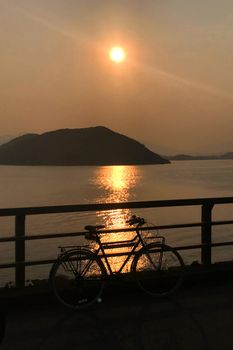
[
  {"left": 15, "top": 215, "right": 26, "bottom": 288},
  {"left": 201, "top": 203, "right": 214, "bottom": 265}
]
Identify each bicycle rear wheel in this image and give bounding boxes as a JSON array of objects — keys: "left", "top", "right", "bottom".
[
  {"left": 50, "top": 249, "right": 106, "bottom": 309},
  {"left": 132, "top": 243, "right": 184, "bottom": 297}
]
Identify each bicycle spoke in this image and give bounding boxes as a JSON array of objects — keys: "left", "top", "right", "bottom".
[
  {"left": 144, "top": 250, "right": 160, "bottom": 271},
  {"left": 81, "top": 258, "right": 96, "bottom": 277},
  {"left": 51, "top": 249, "right": 106, "bottom": 309},
  {"left": 132, "top": 244, "right": 184, "bottom": 297}
]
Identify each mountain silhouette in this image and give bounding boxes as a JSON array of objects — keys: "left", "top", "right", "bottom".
[
  {"left": 166, "top": 152, "right": 233, "bottom": 161},
  {"left": 0, "top": 126, "right": 169, "bottom": 166}
]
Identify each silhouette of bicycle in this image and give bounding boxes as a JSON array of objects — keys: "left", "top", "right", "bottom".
[{"left": 50, "top": 215, "right": 184, "bottom": 309}]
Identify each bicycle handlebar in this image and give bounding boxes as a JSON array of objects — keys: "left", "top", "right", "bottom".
[{"left": 126, "top": 215, "right": 145, "bottom": 226}]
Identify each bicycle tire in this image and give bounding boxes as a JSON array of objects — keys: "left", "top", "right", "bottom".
[
  {"left": 131, "top": 243, "right": 184, "bottom": 297},
  {"left": 50, "top": 248, "right": 106, "bottom": 309}
]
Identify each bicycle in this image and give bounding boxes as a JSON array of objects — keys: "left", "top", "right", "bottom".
[{"left": 50, "top": 215, "right": 184, "bottom": 309}]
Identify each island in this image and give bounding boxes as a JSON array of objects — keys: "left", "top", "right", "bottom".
[
  {"left": 165, "top": 152, "right": 233, "bottom": 161},
  {"left": 0, "top": 126, "right": 170, "bottom": 166}
]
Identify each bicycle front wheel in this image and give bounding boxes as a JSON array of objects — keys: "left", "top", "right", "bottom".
[
  {"left": 50, "top": 249, "right": 106, "bottom": 309},
  {"left": 132, "top": 243, "right": 184, "bottom": 297}
]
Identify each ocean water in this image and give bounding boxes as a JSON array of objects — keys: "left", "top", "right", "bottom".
[{"left": 0, "top": 160, "right": 232, "bottom": 284}]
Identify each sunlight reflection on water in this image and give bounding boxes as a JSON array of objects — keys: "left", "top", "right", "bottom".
[
  {"left": 93, "top": 165, "right": 141, "bottom": 228},
  {"left": 91, "top": 165, "right": 141, "bottom": 272}
]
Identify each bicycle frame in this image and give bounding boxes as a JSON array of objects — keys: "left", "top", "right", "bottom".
[
  {"left": 94, "top": 224, "right": 165, "bottom": 275},
  {"left": 57, "top": 223, "right": 165, "bottom": 277}
]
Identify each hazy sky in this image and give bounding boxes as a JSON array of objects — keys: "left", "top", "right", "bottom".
[{"left": 0, "top": 0, "right": 233, "bottom": 154}]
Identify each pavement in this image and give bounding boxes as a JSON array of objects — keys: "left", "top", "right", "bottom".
[{"left": 0, "top": 278, "right": 233, "bottom": 350}]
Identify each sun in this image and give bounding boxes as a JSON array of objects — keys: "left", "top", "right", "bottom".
[{"left": 109, "top": 46, "right": 126, "bottom": 64}]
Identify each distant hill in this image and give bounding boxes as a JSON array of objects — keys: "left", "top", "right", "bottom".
[
  {"left": 221, "top": 152, "right": 233, "bottom": 159},
  {"left": 0, "top": 134, "right": 19, "bottom": 145},
  {"left": 0, "top": 126, "right": 169, "bottom": 166},
  {"left": 165, "top": 152, "right": 233, "bottom": 161}
]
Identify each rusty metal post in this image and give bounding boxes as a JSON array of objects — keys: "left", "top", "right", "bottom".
[
  {"left": 15, "top": 215, "right": 26, "bottom": 288},
  {"left": 201, "top": 203, "right": 214, "bottom": 265}
]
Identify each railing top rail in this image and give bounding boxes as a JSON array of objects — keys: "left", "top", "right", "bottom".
[{"left": 0, "top": 196, "right": 233, "bottom": 217}]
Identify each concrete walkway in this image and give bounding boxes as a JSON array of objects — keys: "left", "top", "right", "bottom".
[{"left": 1, "top": 280, "right": 233, "bottom": 350}]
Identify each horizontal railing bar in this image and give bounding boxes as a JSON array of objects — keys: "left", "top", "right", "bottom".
[
  {"left": 0, "top": 231, "right": 83, "bottom": 243},
  {"left": 210, "top": 241, "right": 233, "bottom": 248},
  {"left": 0, "top": 259, "right": 55, "bottom": 269},
  {"left": 0, "top": 196, "right": 233, "bottom": 217},
  {"left": 0, "top": 231, "right": 85, "bottom": 243},
  {"left": 211, "top": 220, "right": 233, "bottom": 226},
  {"left": 1, "top": 241, "right": 233, "bottom": 269},
  {"left": 0, "top": 219, "right": 232, "bottom": 243},
  {"left": 174, "top": 241, "right": 233, "bottom": 251},
  {"left": 0, "top": 223, "right": 202, "bottom": 243}
]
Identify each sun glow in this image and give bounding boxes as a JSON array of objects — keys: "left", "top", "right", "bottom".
[{"left": 109, "top": 46, "right": 126, "bottom": 63}]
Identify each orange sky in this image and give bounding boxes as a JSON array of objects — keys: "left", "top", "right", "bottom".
[{"left": 0, "top": 0, "right": 233, "bottom": 154}]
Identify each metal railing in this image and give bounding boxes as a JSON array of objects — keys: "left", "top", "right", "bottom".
[{"left": 0, "top": 196, "right": 233, "bottom": 288}]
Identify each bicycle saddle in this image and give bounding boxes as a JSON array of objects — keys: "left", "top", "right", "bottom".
[{"left": 84, "top": 225, "right": 105, "bottom": 232}]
